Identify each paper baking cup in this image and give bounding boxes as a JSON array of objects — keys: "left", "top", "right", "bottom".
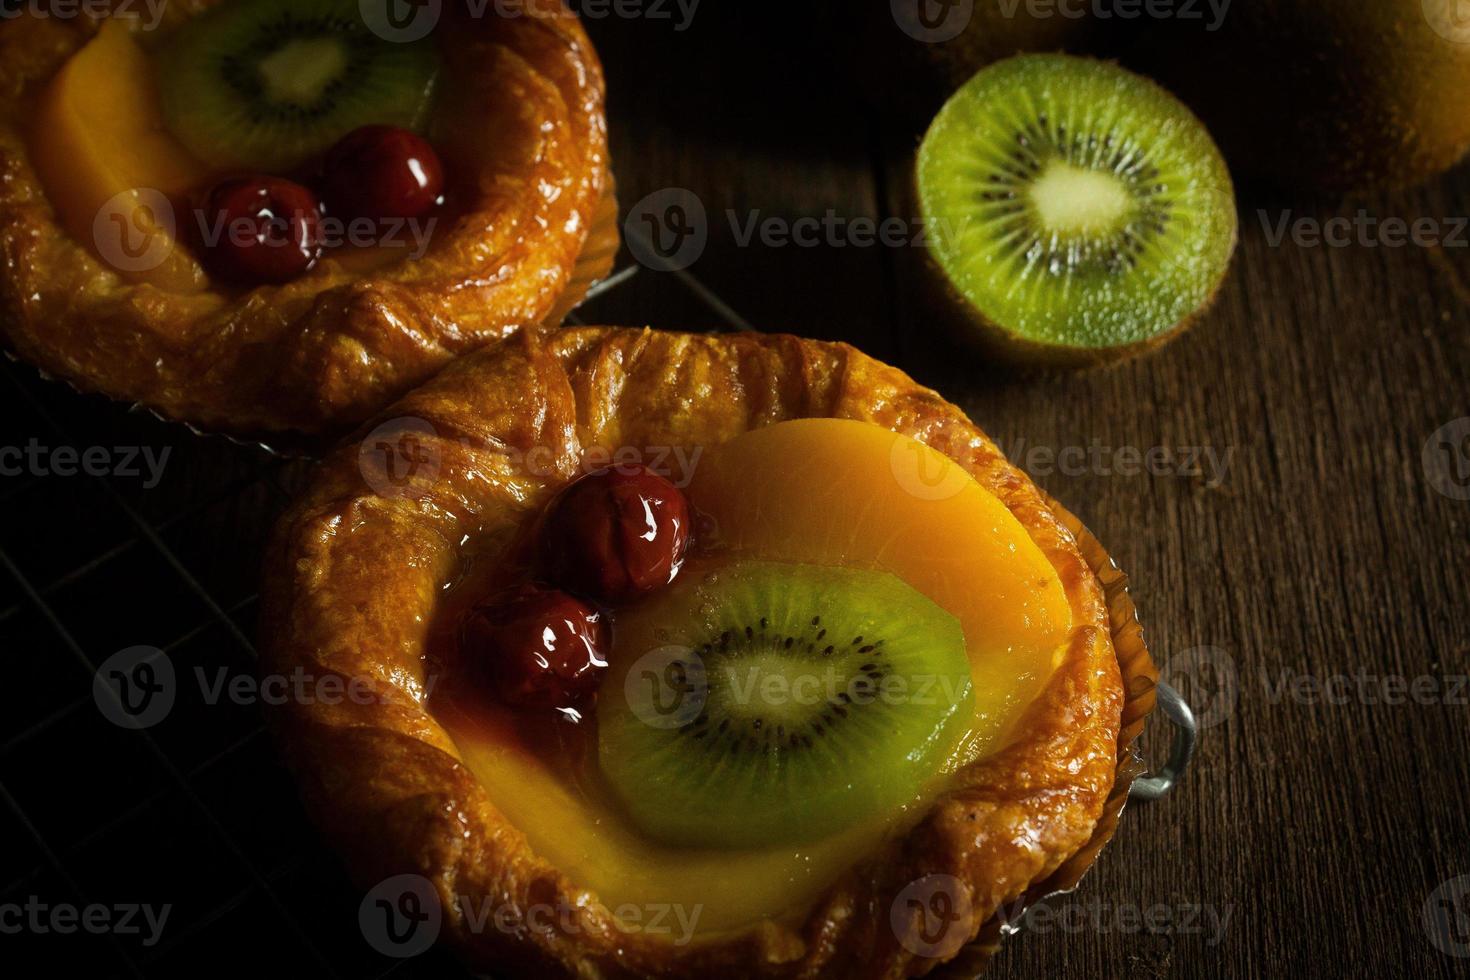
[{"left": 932, "top": 492, "right": 1164, "bottom": 978}]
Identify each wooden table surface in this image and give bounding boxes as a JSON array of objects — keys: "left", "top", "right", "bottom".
[{"left": 1, "top": 6, "right": 1466, "bottom": 979}]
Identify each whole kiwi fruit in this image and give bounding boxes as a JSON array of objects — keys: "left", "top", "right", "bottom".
[
  {"left": 817, "top": 0, "right": 1110, "bottom": 122},
  {"left": 1140, "top": 0, "right": 1470, "bottom": 192}
]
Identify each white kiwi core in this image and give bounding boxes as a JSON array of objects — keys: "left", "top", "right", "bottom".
[
  {"left": 1027, "top": 160, "right": 1134, "bottom": 235},
  {"left": 258, "top": 37, "right": 348, "bottom": 107}
]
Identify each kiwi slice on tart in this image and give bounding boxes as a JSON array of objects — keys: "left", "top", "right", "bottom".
[
  {"left": 917, "top": 54, "right": 1237, "bottom": 366},
  {"left": 598, "top": 559, "right": 975, "bottom": 850},
  {"left": 157, "top": 0, "right": 440, "bottom": 173}
]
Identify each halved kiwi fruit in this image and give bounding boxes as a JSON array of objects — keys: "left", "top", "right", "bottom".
[
  {"left": 157, "top": 0, "right": 440, "bottom": 173},
  {"left": 598, "top": 560, "right": 974, "bottom": 849},
  {"left": 917, "top": 54, "right": 1237, "bottom": 366}
]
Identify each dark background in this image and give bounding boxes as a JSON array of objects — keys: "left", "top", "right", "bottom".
[{"left": 2, "top": 5, "right": 1469, "bottom": 978}]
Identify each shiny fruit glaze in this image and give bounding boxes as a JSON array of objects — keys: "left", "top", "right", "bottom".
[
  {"left": 199, "top": 176, "right": 323, "bottom": 285},
  {"left": 540, "top": 467, "right": 691, "bottom": 604},
  {"left": 432, "top": 420, "right": 1075, "bottom": 935},
  {"left": 320, "top": 125, "right": 445, "bottom": 222},
  {"left": 460, "top": 584, "right": 608, "bottom": 713}
]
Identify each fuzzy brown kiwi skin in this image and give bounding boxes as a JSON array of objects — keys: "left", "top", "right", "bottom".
[
  {"left": 1136, "top": 0, "right": 1470, "bottom": 193},
  {"left": 910, "top": 166, "right": 1238, "bottom": 370},
  {"left": 817, "top": 1, "right": 1113, "bottom": 123}
]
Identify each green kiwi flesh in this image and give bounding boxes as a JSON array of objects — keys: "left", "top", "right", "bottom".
[
  {"left": 917, "top": 54, "right": 1237, "bottom": 363},
  {"left": 598, "top": 560, "right": 974, "bottom": 850},
  {"left": 158, "top": 0, "right": 440, "bottom": 172}
]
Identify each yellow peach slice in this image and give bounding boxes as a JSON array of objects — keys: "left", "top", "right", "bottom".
[
  {"left": 688, "top": 418, "right": 1073, "bottom": 762},
  {"left": 30, "top": 18, "right": 208, "bottom": 291},
  {"left": 440, "top": 699, "right": 927, "bottom": 937}
]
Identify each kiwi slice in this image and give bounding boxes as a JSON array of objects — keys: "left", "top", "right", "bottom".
[
  {"left": 917, "top": 54, "right": 1237, "bottom": 365},
  {"left": 598, "top": 560, "right": 974, "bottom": 849},
  {"left": 157, "top": 0, "right": 440, "bottom": 173}
]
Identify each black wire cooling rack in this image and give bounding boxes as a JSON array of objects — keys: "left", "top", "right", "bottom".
[
  {"left": 0, "top": 252, "right": 657, "bottom": 978},
  {"left": 0, "top": 234, "right": 1192, "bottom": 977}
]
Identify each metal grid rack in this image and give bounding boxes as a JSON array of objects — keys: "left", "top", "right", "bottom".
[
  {"left": 0, "top": 251, "right": 662, "bottom": 978},
  {"left": 0, "top": 236, "right": 1189, "bottom": 977}
]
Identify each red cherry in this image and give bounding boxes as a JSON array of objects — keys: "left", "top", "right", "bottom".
[
  {"left": 541, "top": 466, "right": 691, "bottom": 604},
  {"left": 199, "top": 176, "right": 322, "bottom": 284},
  {"left": 460, "top": 585, "right": 609, "bottom": 711},
  {"left": 321, "top": 125, "right": 445, "bottom": 222}
]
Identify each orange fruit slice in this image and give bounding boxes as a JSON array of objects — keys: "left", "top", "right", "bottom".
[
  {"left": 30, "top": 18, "right": 209, "bottom": 291},
  {"left": 688, "top": 418, "right": 1073, "bottom": 762}
]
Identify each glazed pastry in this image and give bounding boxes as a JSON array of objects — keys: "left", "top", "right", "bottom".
[
  {"left": 0, "top": 0, "right": 609, "bottom": 437},
  {"left": 262, "top": 327, "right": 1150, "bottom": 977}
]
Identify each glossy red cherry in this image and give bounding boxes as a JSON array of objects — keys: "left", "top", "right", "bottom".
[
  {"left": 200, "top": 176, "right": 322, "bottom": 284},
  {"left": 541, "top": 466, "right": 691, "bottom": 604},
  {"left": 460, "top": 584, "right": 609, "bottom": 711},
  {"left": 321, "top": 125, "right": 445, "bottom": 222}
]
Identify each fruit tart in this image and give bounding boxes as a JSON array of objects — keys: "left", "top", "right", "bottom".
[
  {"left": 262, "top": 327, "right": 1155, "bottom": 976},
  {"left": 0, "top": 0, "right": 610, "bottom": 438}
]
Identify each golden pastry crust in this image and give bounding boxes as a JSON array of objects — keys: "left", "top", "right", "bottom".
[
  {"left": 261, "top": 327, "right": 1126, "bottom": 977},
  {"left": 0, "top": 0, "right": 607, "bottom": 437}
]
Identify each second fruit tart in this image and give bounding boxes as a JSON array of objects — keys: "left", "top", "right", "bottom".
[
  {"left": 0, "top": 0, "right": 610, "bottom": 438},
  {"left": 261, "top": 326, "right": 1137, "bottom": 977}
]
